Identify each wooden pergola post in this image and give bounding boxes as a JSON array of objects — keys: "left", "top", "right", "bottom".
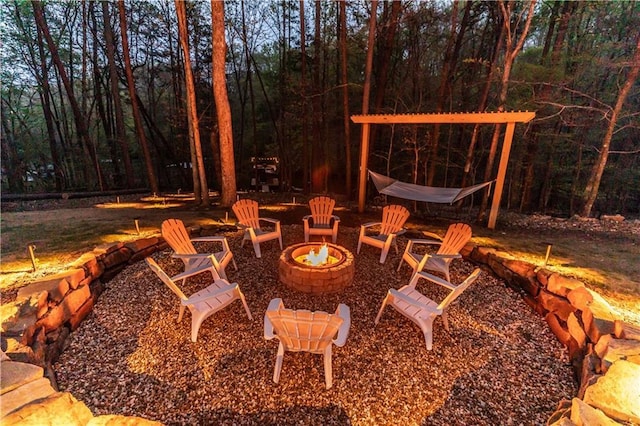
[{"left": 351, "top": 112, "right": 535, "bottom": 229}]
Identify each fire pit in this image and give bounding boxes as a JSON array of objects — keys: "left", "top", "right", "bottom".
[{"left": 278, "top": 243, "right": 354, "bottom": 294}]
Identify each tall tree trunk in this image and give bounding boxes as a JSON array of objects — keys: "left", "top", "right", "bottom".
[
  {"left": 102, "top": 0, "right": 134, "bottom": 188},
  {"left": 477, "top": 0, "right": 537, "bottom": 221},
  {"left": 581, "top": 34, "right": 640, "bottom": 217},
  {"left": 14, "top": 3, "right": 65, "bottom": 191},
  {"left": 369, "top": 0, "right": 401, "bottom": 156},
  {"left": 300, "top": 0, "right": 310, "bottom": 193},
  {"left": 338, "top": 0, "right": 352, "bottom": 198},
  {"left": 520, "top": 0, "right": 575, "bottom": 211},
  {"left": 118, "top": 0, "right": 158, "bottom": 194},
  {"left": 211, "top": 0, "right": 237, "bottom": 207},
  {"left": 32, "top": 0, "right": 104, "bottom": 190},
  {"left": 311, "top": 0, "right": 325, "bottom": 192},
  {"left": 175, "top": 0, "right": 209, "bottom": 205}
]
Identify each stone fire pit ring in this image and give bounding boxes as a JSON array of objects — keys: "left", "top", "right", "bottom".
[{"left": 278, "top": 242, "right": 355, "bottom": 294}]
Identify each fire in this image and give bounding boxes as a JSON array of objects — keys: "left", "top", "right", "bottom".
[{"left": 306, "top": 244, "right": 329, "bottom": 266}]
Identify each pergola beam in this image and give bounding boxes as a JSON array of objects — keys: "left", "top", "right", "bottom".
[
  {"left": 351, "top": 111, "right": 535, "bottom": 124},
  {"left": 352, "top": 111, "right": 535, "bottom": 229}
]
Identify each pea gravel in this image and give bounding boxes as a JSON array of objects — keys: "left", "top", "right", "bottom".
[{"left": 54, "top": 225, "right": 577, "bottom": 425}]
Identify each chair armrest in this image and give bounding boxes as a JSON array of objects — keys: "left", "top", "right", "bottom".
[
  {"left": 333, "top": 304, "right": 351, "bottom": 347},
  {"left": 170, "top": 264, "right": 217, "bottom": 282},
  {"left": 421, "top": 231, "right": 443, "bottom": 241},
  {"left": 181, "top": 280, "right": 238, "bottom": 305},
  {"left": 302, "top": 215, "right": 312, "bottom": 222},
  {"left": 360, "top": 221, "right": 381, "bottom": 229},
  {"left": 259, "top": 217, "right": 280, "bottom": 225},
  {"left": 331, "top": 215, "right": 340, "bottom": 223},
  {"left": 410, "top": 270, "right": 457, "bottom": 291},
  {"left": 264, "top": 298, "right": 284, "bottom": 340},
  {"left": 190, "top": 235, "right": 228, "bottom": 243},
  {"left": 389, "top": 289, "right": 441, "bottom": 314},
  {"left": 407, "top": 238, "right": 443, "bottom": 248},
  {"left": 171, "top": 253, "right": 215, "bottom": 260}
]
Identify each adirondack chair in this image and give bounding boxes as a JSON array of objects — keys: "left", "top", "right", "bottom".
[
  {"left": 232, "top": 199, "right": 283, "bottom": 258},
  {"left": 375, "top": 268, "right": 481, "bottom": 350},
  {"left": 264, "top": 298, "right": 351, "bottom": 389},
  {"left": 357, "top": 204, "right": 410, "bottom": 263},
  {"left": 145, "top": 257, "right": 252, "bottom": 342},
  {"left": 161, "top": 218, "right": 237, "bottom": 281},
  {"left": 397, "top": 223, "right": 472, "bottom": 281},
  {"left": 303, "top": 196, "right": 340, "bottom": 243}
]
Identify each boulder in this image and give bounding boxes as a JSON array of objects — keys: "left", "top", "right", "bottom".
[
  {"left": 583, "top": 360, "right": 640, "bottom": 424},
  {"left": 599, "top": 338, "right": 640, "bottom": 372},
  {"left": 1, "top": 392, "right": 93, "bottom": 425},
  {"left": 569, "top": 398, "right": 621, "bottom": 426}
]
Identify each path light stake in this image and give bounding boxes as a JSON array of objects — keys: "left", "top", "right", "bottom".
[
  {"left": 134, "top": 218, "right": 140, "bottom": 235},
  {"left": 117, "top": 196, "right": 120, "bottom": 204},
  {"left": 293, "top": 197, "right": 296, "bottom": 205},
  {"left": 225, "top": 212, "right": 229, "bottom": 223},
  {"left": 28, "top": 245, "right": 37, "bottom": 272},
  {"left": 543, "top": 242, "right": 553, "bottom": 266}
]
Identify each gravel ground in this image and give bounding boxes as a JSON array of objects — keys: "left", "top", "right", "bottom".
[{"left": 54, "top": 225, "right": 577, "bottom": 425}]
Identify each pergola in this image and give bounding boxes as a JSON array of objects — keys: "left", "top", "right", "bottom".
[{"left": 351, "top": 111, "right": 536, "bottom": 229}]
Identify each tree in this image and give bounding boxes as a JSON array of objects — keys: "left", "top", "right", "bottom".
[
  {"left": 477, "top": 0, "right": 536, "bottom": 221},
  {"left": 32, "top": 0, "right": 104, "bottom": 190},
  {"left": 117, "top": 0, "right": 158, "bottom": 194},
  {"left": 211, "top": 0, "right": 237, "bottom": 207},
  {"left": 581, "top": 34, "right": 640, "bottom": 217},
  {"left": 338, "top": 0, "right": 352, "bottom": 198},
  {"left": 174, "top": 0, "right": 209, "bottom": 206},
  {"left": 102, "top": 0, "right": 134, "bottom": 188}
]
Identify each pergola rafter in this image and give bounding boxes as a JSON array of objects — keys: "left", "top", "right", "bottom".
[{"left": 351, "top": 111, "right": 535, "bottom": 229}]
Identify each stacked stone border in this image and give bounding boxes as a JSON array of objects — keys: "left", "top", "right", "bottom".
[{"left": 1, "top": 225, "right": 638, "bottom": 425}]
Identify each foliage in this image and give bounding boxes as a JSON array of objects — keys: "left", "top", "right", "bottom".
[{"left": 1, "top": 0, "right": 638, "bottom": 217}]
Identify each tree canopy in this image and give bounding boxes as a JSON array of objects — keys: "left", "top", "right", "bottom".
[{"left": 1, "top": 0, "right": 638, "bottom": 218}]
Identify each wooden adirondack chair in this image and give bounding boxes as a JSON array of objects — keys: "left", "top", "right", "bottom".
[
  {"left": 357, "top": 204, "right": 410, "bottom": 263},
  {"left": 303, "top": 196, "right": 340, "bottom": 243},
  {"left": 161, "top": 218, "right": 237, "bottom": 281},
  {"left": 397, "top": 223, "right": 472, "bottom": 281},
  {"left": 145, "top": 257, "right": 252, "bottom": 342},
  {"left": 264, "top": 298, "right": 351, "bottom": 389},
  {"left": 232, "top": 199, "right": 283, "bottom": 258},
  {"left": 375, "top": 268, "right": 481, "bottom": 350}
]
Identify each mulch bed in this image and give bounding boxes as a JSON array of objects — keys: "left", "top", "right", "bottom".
[{"left": 53, "top": 224, "right": 576, "bottom": 425}]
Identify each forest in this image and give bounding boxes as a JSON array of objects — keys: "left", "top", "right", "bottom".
[{"left": 1, "top": 0, "right": 639, "bottom": 218}]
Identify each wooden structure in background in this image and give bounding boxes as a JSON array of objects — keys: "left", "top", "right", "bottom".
[{"left": 351, "top": 112, "right": 535, "bottom": 229}]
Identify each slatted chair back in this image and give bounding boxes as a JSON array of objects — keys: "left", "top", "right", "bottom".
[
  {"left": 438, "top": 223, "right": 472, "bottom": 256},
  {"left": 266, "top": 308, "right": 343, "bottom": 354},
  {"left": 232, "top": 199, "right": 261, "bottom": 230},
  {"left": 162, "top": 218, "right": 197, "bottom": 255},
  {"left": 380, "top": 205, "right": 410, "bottom": 236},
  {"left": 309, "top": 196, "right": 336, "bottom": 227}
]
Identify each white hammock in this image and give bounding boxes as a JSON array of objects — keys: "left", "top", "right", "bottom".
[{"left": 369, "top": 170, "right": 493, "bottom": 204}]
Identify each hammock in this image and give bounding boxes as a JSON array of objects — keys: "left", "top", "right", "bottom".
[{"left": 369, "top": 170, "right": 493, "bottom": 204}]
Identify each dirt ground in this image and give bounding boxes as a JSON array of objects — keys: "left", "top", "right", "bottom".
[{"left": 1, "top": 192, "right": 639, "bottom": 324}]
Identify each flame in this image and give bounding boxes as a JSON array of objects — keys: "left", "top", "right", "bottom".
[{"left": 306, "top": 244, "right": 329, "bottom": 266}]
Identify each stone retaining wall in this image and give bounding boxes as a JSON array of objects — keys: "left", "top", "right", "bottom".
[{"left": 1, "top": 227, "right": 639, "bottom": 425}]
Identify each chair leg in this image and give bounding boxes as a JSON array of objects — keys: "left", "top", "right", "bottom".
[
  {"left": 273, "top": 343, "right": 284, "bottom": 384},
  {"left": 178, "top": 305, "right": 186, "bottom": 323},
  {"left": 441, "top": 309, "right": 449, "bottom": 331},
  {"left": 191, "top": 313, "right": 205, "bottom": 343},
  {"left": 231, "top": 257, "right": 238, "bottom": 271},
  {"left": 237, "top": 290, "right": 253, "bottom": 320},
  {"left": 423, "top": 317, "right": 436, "bottom": 350},
  {"left": 374, "top": 293, "right": 390, "bottom": 324},
  {"left": 324, "top": 346, "right": 333, "bottom": 389},
  {"left": 253, "top": 241, "right": 262, "bottom": 258}
]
